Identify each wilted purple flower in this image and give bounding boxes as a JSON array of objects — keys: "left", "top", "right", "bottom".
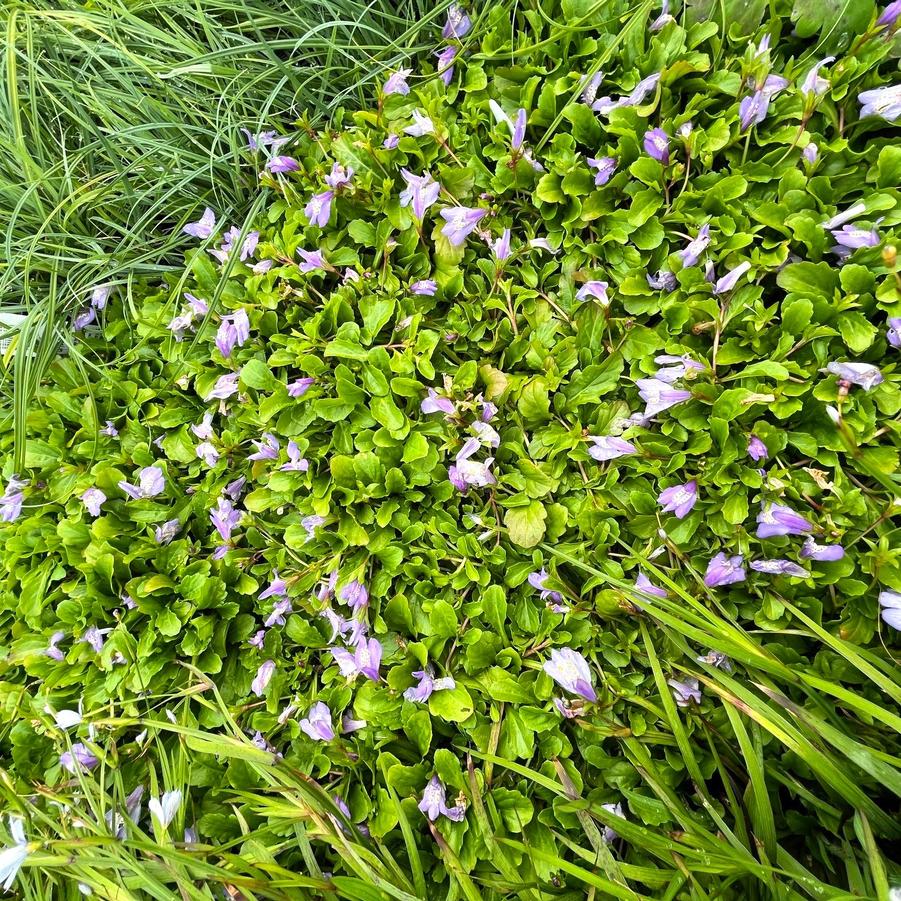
[
  {"left": 119, "top": 466, "right": 165, "bottom": 500},
  {"left": 249, "top": 433, "right": 280, "bottom": 461},
  {"left": 340, "top": 579, "right": 369, "bottom": 609},
  {"left": 528, "top": 568, "right": 563, "bottom": 605},
  {"left": 588, "top": 436, "right": 637, "bottom": 461},
  {"left": 643, "top": 128, "right": 670, "bottom": 164},
  {"left": 305, "top": 190, "right": 334, "bottom": 228},
  {"left": 411, "top": 279, "right": 438, "bottom": 295},
  {"left": 0, "top": 475, "right": 26, "bottom": 523},
  {"left": 324, "top": 162, "right": 353, "bottom": 190},
  {"left": 803, "top": 143, "right": 818, "bottom": 164},
  {"left": 215, "top": 309, "right": 250, "bottom": 358},
  {"left": 592, "top": 73, "right": 660, "bottom": 115},
  {"left": 400, "top": 170, "right": 442, "bottom": 220},
  {"left": 492, "top": 229, "right": 512, "bottom": 261},
  {"left": 287, "top": 377, "right": 315, "bottom": 398},
  {"left": 405, "top": 110, "right": 434, "bottom": 137},
  {"left": 183, "top": 207, "right": 216, "bottom": 239},
  {"left": 264, "top": 597, "right": 292, "bottom": 628},
  {"left": 832, "top": 223, "right": 880, "bottom": 250},
  {"left": 756, "top": 502, "right": 812, "bottom": 539},
  {"left": 331, "top": 637, "right": 382, "bottom": 682},
  {"left": 713, "top": 261, "right": 751, "bottom": 295},
  {"left": 658, "top": 480, "right": 697, "bottom": 519},
  {"left": 800, "top": 57, "right": 835, "bottom": 99},
  {"left": 887, "top": 318, "right": 901, "bottom": 348},
  {"left": 859, "top": 84, "right": 901, "bottom": 122},
  {"left": 443, "top": 3, "right": 471, "bottom": 38},
  {"left": 259, "top": 572, "right": 287, "bottom": 601},
  {"left": 210, "top": 497, "right": 241, "bottom": 541},
  {"left": 404, "top": 666, "right": 456, "bottom": 703},
  {"left": 800, "top": 537, "right": 844, "bottom": 562},
  {"left": 878, "top": 0, "right": 901, "bottom": 27},
  {"left": 679, "top": 225, "right": 711, "bottom": 267},
  {"left": 647, "top": 270, "right": 676, "bottom": 291},
  {"left": 154, "top": 519, "right": 181, "bottom": 545},
  {"left": 280, "top": 441, "right": 309, "bottom": 473},
  {"left": 600, "top": 801, "right": 625, "bottom": 842},
  {"left": 317, "top": 570, "right": 339, "bottom": 602},
  {"left": 825, "top": 361, "right": 884, "bottom": 390},
  {"left": 383, "top": 68, "right": 411, "bottom": 96},
  {"left": 251, "top": 660, "right": 275, "bottom": 696},
  {"left": 419, "top": 776, "right": 465, "bottom": 822},
  {"left": 750, "top": 559, "right": 809, "bottom": 577},
  {"left": 89, "top": 284, "right": 112, "bottom": 311},
  {"left": 435, "top": 45, "right": 458, "bottom": 86},
  {"left": 299, "top": 701, "right": 334, "bottom": 741},
  {"left": 878, "top": 590, "right": 901, "bottom": 630},
  {"left": 46, "top": 631, "right": 66, "bottom": 661},
  {"left": 383, "top": 133, "right": 400, "bottom": 150},
  {"left": 440, "top": 206, "right": 486, "bottom": 245},
  {"left": 668, "top": 677, "right": 701, "bottom": 708},
  {"left": 747, "top": 435, "right": 768, "bottom": 461},
  {"left": 544, "top": 648, "right": 596, "bottom": 701},
  {"left": 253, "top": 258, "right": 274, "bottom": 275},
  {"left": 586, "top": 156, "right": 617, "bottom": 186},
  {"left": 266, "top": 155, "right": 299, "bottom": 173},
  {"left": 421, "top": 388, "right": 455, "bottom": 415},
  {"left": 576, "top": 281, "right": 609, "bottom": 305},
  {"left": 635, "top": 571, "right": 667, "bottom": 598},
  {"left": 206, "top": 372, "right": 239, "bottom": 401},
  {"left": 60, "top": 743, "right": 98, "bottom": 773},
  {"left": 637, "top": 378, "right": 691, "bottom": 416},
  {"left": 704, "top": 553, "right": 746, "bottom": 588}
]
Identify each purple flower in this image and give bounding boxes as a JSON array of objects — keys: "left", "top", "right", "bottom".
[
  {"left": 383, "top": 134, "right": 399, "bottom": 150},
  {"left": 79, "top": 626, "right": 111, "bottom": 653},
  {"left": 887, "top": 318, "right": 901, "bottom": 348},
  {"left": 543, "top": 648, "right": 596, "bottom": 701},
  {"left": 339, "top": 579, "right": 369, "bottom": 609},
  {"left": 215, "top": 309, "right": 250, "bottom": 358},
  {"left": 658, "top": 480, "right": 697, "bottom": 519},
  {"left": 588, "top": 436, "right": 637, "bottom": 461},
  {"left": 73, "top": 307, "right": 96, "bottom": 331},
  {"left": 46, "top": 631, "right": 66, "bottom": 661},
  {"left": 288, "top": 377, "right": 315, "bottom": 397},
  {"left": 154, "top": 519, "right": 181, "bottom": 545},
  {"left": 647, "top": 270, "right": 676, "bottom": 292},
  {"left": 196, "top": 441, "right": 219, "bottom": 467},
  {"left": 471, "top": 420, "right": 500, "bottom": 448},
  {"left": 492, "top": 229, "right": 512, "bottom": 261},
  {"left": 259, "top": 572, "right": 287, "bottom": 601},
  {"left": 800, "top": 57, "right": 835, "bottom": 99},
  {"left": 679, "top": 225, "right": 711, "bottom": 267},
  {"left": 383, "top": 68, "right": 412, "bottom": 96},
  {"left": 264, "top": 598, "right": 292, "bottom": 628},
  {"left": 803, "top": 143, "right": 818, "bottom": 164},
  {"left": 206, "top": 372, "right": 239, "bottom": 401},
  {"left": 435, "top": 45, "right": 458, "bottom": 86},
  {"left": 242, "top": 129, "right": 283, "bottom": 151},
  {"left": 878, "top": 590, "right": 901, "bottom": 630},
  {"left": 60, "top": 743, "right": 98, "bottom": 773},
  {"left": 576, "top": 281, "right": 609, "bottom": 305},
  {"left": 825, "top": 362, "right": 883, "bottom": 390},
  {"left": 653, "top": 354, "right": 704, "bottom": 383},
  {"left": 442, "top": 3, "right": 471, "bottom": 38},
  {"left": 400, "top": 170, "right": 442, "bottom": 221},
  {"left": 186, "top": 293, "right": 209, "bottom": 315},
  {"left": 635, "top": 572, "right": 667, "bottom": 598},
  {"left": 297, "top": 248, "right": 327, "bottom": 272},
  {"left": 713, "top": 261, "right": 751, "bottom": 295},
  {"left": 210, "top": 227, "right": 258, "bottom": 264},
  {"left": 0, "top": 476, "right": 26, "bottom": 523},
  {"left": 637, "top": 378, "right": 691, "bottom": 416},
  {"left": 404, "top": 666, "right": 456, "bottom": 703},
  {"left": 404, "top": 110, "right": 434, "bottom": 137},
  {"left": 859, "top": 84, "right": 901, "bottom": 122},
  {"left": 101, "top": 420, "right": 119, "bottom": 437},
  {"left": 183, "top": 207, "right": 216, "bottom": 239},
  {"left": 750, "top": 559, "right": 810, "bottom": 577},
  {"left": 266, "top": 156, "right": 299, "bottom": 173},
  {"left": 325, "top": 163, "right": 354, "bottom": 190},
  {"left": 601, "top": 802, "right": 625, "bottom": 842},
  {"left": 878, "top": 0, "right": 901, "bottom": 27},
  {"left": 832, "top": 224, "right": 880, "bottom": 249},
  {"left": 704, "top": 553, "right": 746, "bottom": 588},
  {"left": 210, "top": 497, "right": 242, "bottom": 541},
  {"left": 317, "top": 570, "right": 338, "bottom": 602},
  {"left": 421, "top": 387, "right": 455, "bottom": 415},
  {"left": 331, "top": 637, "right": 382, "bottom": 682},
  {"left": 643, "top": 128, "right": 670, "bottom": 164},
  {"left": 592, "top": 73, "right": 660, "bottom": 115},
  {"left": 528, "top": 568, "right": 564, "bottom": 605},
  {"left": 90, "top": 284, "right": 112, "bottom": 310},
  {"left": 299, "top": 701, "right": 334, "bottom": 741},
  {"left": 191, "top": 412, "right": 214, "bottom": 440},
  {"left": 747, "top": 435, "right": 768, "bottom": 461},
  {"left": 756, "top": 502, "right": 812, "bottom": 538},
  {"left": 280, "top": 441, "right": 309, "bottom": 472},
  {"left": 800, "top": 537, "right": 844, "bottom": 562},
  {"left": 668, "top": 677, "right": 701, "bottom": 707},
  {"left": 587, "top": 155, "right": 617, "bottom": 186},
  {"left": 481, "top": 400, "right": 497, "bottom": 421},
  {"left": 440, "top": 207, "right": 486, "bottom": 245},
  {"left": 509, "top": 108, "right": 527, "bottom": 151},
  {"left": 251, "top": 660, "right": 275, "bottom": 696},
  {"left": 696, "top": 650, "right": 731, "bottom": 671},
  {"left": 411, "top": 279, "right": 438, "bottom": 295},
  {"left": 118, "top": 466, "right": 165, "bottom": 500},
  {"left": 300, "top": 514, "right": 325, "bottom": 541},
  {"left": 419, "top": 776, "right": 465, "bottom": 822},
  {"left": 739, "top": 90, "right": 774, "bottom": 131},
  {"left": 249, "top": 433, "right": 280, "bottom": 461},
  {"left": 448, "top": 438, "right": 495, "bottom": 490},
  {"left": 248, "top": 630, "right": 266, "bottom": 649},
  {"left": 305, "top": 190, "right": 334, "bottom": 228}
]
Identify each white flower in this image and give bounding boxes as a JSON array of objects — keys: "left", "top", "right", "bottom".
[
  {"left": 148, "top": 790, "right": 182, "bottom": 829},
  {"left": 0, "top": 818, "right": 29, "bottom": 891}
]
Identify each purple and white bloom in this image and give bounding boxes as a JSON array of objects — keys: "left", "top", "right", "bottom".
[
  {"left": 492, "top": 229, "right": 512, "bottom": 261},
  {"left": 647, "top": 270, "right": 677, "bottom": 292},
  {"left": 878, "top": 0, "right": 901, "bottom": 27},
  {"left": 650, "top": 0, "right": 674, "bottom": 29},
  {"left": 800, "top": 537, "right": 845, "bottom": 561},
  {"left": 825, "top": 362, "right": 884, "bottom": 390},
  {"left": 832, "top": 223, "right": 880, "bottom": 249},
  {"left": 448, "top": 438, "right": 496, "bottom": 490},
  {"left": 60, "top": 743, "right": 98, "bottom": 773},
  {"left": 383, "top": 133, "right": 400, "bottom": 150},
  {"left": 747, "top": 435, "right": 768, "bottom": 461},
  {"left": 210, "top": 227, "right": 258, "bottom": 264},
  {"left": 183, "top": 207, "right": 216, "bottom": 239},
  {"left": 653, "top": 354, "right": 704, "bottom": 383},
  {"left": 739, "top": 90, "right": 772, "bottom": 130},
  {"left": 803, "top": 143, "right": 818, "bottom": 164},
  {"left": 317, "top": 570, "right": 339, "bottom": 602},
  {"left": 421, "top": 388, "right": 455, "bottom": 415},
  {"left": 400, "top": 170, "right": 442, "bottom": 220},
  {"left": 750, "top": 559, "right": 809, "bottom": 577},
  {"left": 196, "top": 442, "right": 219, "bottom": 467},
  {"left": 800, "top": 57, "right": 835, "bottom": 98},
  {"left": 340, "top": 579, "right": 369, "bottom": 610},
  {"left": 635, "top": 571, "right": 667, "bottom": 598},
  {"left": 223, "top": 476, "right": 246, "bottom": 501},
  {"left": 643, "top": 128, "right": 670, "bottom": 164},
  {"left": 241, "top": 129, "right": 287, "bottom": 151},
  {"left": 553, "top": 697, "right": 580, "bottom": 718},
  {"left": 80, "top": 487, "right": 106, "bottom": 517},
  {"left": 383, "top": 68, "right": 412, "bottom": 96},
  {"left": 325, "top": 163, "right": 354, "bottom": 190},
  {"left": 248, "top": 630, "right": 266, "bottom": 649},
  {"left": 331, "top": 637, "right": 382, "bottom": 682},
  {"left": 251, "top": 660, "right": 276, "bottom": 696},
  {"left": 288, "top": 376, "right": 315, "bottom": 397},
  {"left": 668, "top": 677, "right": 701, "bottom": 708},
  {"left": 249, "top": 433, "right": 280, "bottom": 461},
  {"left": 543, "top": 648, "right": 596, "bottom": 701},
  {"left": 305, "top": 190, "right": 334, "bottom": 228},
  {"left": 887, "top": 317, "right": 901, "bottom": 348},
  {"left": 878, "top": 590, "right": 901, "bottom": 630},
  {"left": 73, "top": 307, "right": 96, "bottom": 331},
  {"left": 342, "top": 714, "right": 366, "bottom": 734},
  {"left": 435, "top": 45, "right": 458, "bottom": 86},
  {"left": 756, "top": 502, "right": 812, "bottom": 538},
  {"left": 46, "top": 631, "right": 66, "bottom": 661},
  {"left": 404, "top": 110, "right": 434, "bottom": 137},
  {"left": 297, "top": 248, "right": 328, "bottom": 272},
  {"left": 592, "top": 72, "right": 660, "bottom": 115},
  {"left": 79, "top": 625, "right": 111, "bottom": 653},
  {"left": 215, "top": 308, "right": 250, "bottom": 358},
  {"left": 280, "top": 441, "right": 309, "bottom": 472},
  {"left": 191, "top": 412, "right": 215, "bottom": 440},
  {"left": 471, "top": 420, "right": 500, "bottom": 448},
  {"left": 266, "top": 155, "right": 299, "bottom": 173},
  {"left": 264, "top": 597, "right": 292, "bottom": 628},
  {"left": 443, "top": 3, "right": 471, "bottom": 38},
  {"left": 588, "top": 436, "right": 637, "bottom": 461},
  {"left": 440, "top": 207, "right": 486, "bottom": 245},
  {"left": 529, "top": 237, "right": 556, "bottom": 253},
  {"left": 101, "top": 420, "right": 119, "bottom": 437},
  {"left": 587, "top": 155, "right": 617, "bottom": 186},
  {"left": 713, "top": 261, "right": 751, "bottom": 295},
  {"left": 696, "top": 650, "right": 732, "bottom": 671},
  {"left": 154, "top": 519, "right": 181, "bottom": 545},
  {"left": 90, "top": 284, "right": 112, "bottom": 310},
  {"left": 411, "top": 279, "right": 438, "bottom": 295},
  {"left": 300, "top": 514, "right": 325, "bottom": 541},
  {"left": 822, "top": 203, "right": 867, "bottom": 230},
  {"left": 859, "top": 84, "right": 901, "bottom": 122},
  {"left": 704, "top": 553, "right": 746, "bottom": 588},
  {"left": 679, "top": 225, "right": 711, "bottom": 267},
  {"left": 658, "top": 480, "right": 698, "bottom": 519},
  {"left": 253, "top": 259, "right": 274, "bottom": 275},
  {"left": 118, "top": 466, "right": 165, "bottom": 500},
  {"left": 576, "top": 281, "right": 610, "bottom": 305},
  {"left": 637, "top": 378, "right": 691, "bottom": 416},
  {"left": 299, "top": 702, "right": 334, "bottom": 741},
  {"left": 528, "top": 568, "right": 564, "bottom": 606},
  {"left": 210, "top": 497, "right": 242, "bottom": 541},
  {"left": 404, "top": 666, "right": 456, "bottom": 703},
  {"left": 206, "top": 372, "right": 239, "bottom": 401},
  {"left": 259, "top": 572, "right": 287, "bottom": 601},
  {"left": 148, "top": 791, "right": 182, "bottom": 829},
  {"left": 0, "top": 817, "right": 29, "bottom": 891},
  {"left": 481, "top": 400, "right": 498, "bottom": 421},
  {"left": 419, "top": 776, "right": 466, "bottom": 822},
  {"left": 511, "top": 108, "right": 527, "bottom": 150},
  {"left": 601, "top": 802, "right": 625, "bottom": 843}
]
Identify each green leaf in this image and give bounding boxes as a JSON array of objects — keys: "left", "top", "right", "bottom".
[{"left": 504, "top": 502, "right": 547, "bottom": 548}]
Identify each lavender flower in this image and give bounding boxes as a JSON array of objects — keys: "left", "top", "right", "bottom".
[
  {"left": 383, "top": 134, "right": 400, "bottom": 150},
  {"left": 300, "top": 514, "right": 325, "bottom": 542},
  {"left": 183, "top": 207, "right": 216, "bottom": 239},
  {"left": 196, "top": 442, "right": 219, "bottom": 466},
  {"left": 249, "top": 433, "right": 280, "bottom": 461},
  {"left": 215, "top": 309, "right": 250, "bottom": 358},
  {"left": 832, "top": 224, "right": 880, "bottom": 249},
  {"left": 280, "top": 441, "right": 309, "bottom": 472},
  {"left": 821, "top": 203, "right": 866, "bottom": 230},
  {"left": 878, "top": 590, "right": 901, "bottom": 630},
  {"left": 587, "top": 155, "right": 617, "bottom": 186},
  {"left": 299, "top": 701, "right": 334, "bottom": 741},
  {"left": 73, "top": 307, "right": 96, "bottom": 331},
  {"left": 0, "top": 818, "right": 29, "bottom": 891},
  {"left": 101, "top": 420, "right": 119, "bottom": 437},
  {"left": 575, "top": 281, "right": 610, "bottom": 305},
  {"left": 825, "top": 362, "right": 884, "bottom": 390},
  {"left": 650, "top": 0, "right": 674, "bottom": 30},
  {"left": 859, "top": 84, "right": 901, "bottom": 122},
  {"left": 492, "top": 229, "right": 512, "bottom": 261},
  {"left": 739, "top": 91, "right": 771, "bottom": 130},
  {"left": 288, "top": 377, "right": 315, "bottom": 397},
  {"left": 305, "top": 190, "right": 334, "bottom": 228},
  {"left": 528, "top": 569, "right": 564, "bottom": 606},
  {"left": 206, "top": 372, "right": 239, "bottom": 401},
  {"left": 421, "top": 388, "right": 455, "bottom": 415},
  {"left": 647, "top": 270, "right": 676, "bottom": 291},
  {"left": 118, "top": 466, "right": 165, "bottom": 500},
  {"left": 297, "top": 248, "right": 327, "bottom": 272},
  {"left": 383, "top": 68, "right": 412, "bottom": 96},
  {"left": 330, "top": 637, "right": 382, "bottom": 682},
  {"left": 878, "top": 0, "right": 901, "bottom": 27},
  {"left": 0, "top": 475, "right": 25, "bottom": 523},
  {"left": 248, "top": 630, "right": 265, "bottom": 649},
  {"left": 800, "top": 57, "right": 835, "bottom": 99},
  {"left": 440, "top": 207, "right": 486, "bottom": 245},
  {"left": 442, "top": 3, "right": 471, "bottom": 38},
  {"left": 592, "top": 73, "right": 660, "bottom": 115},
  {"left": 887, "top": 317, "right": 901, "bottom": 348},
  {"left": 581, "top": 71, "right": 604, "bottom": 106},
  {"left": 713, "top": 261, "right": 751, "bottom": 295},
  {"left": 210, "top": 227, "right": 258, "bottom": 264},
  {"left": 696, "top": 650, "right": 732, "bottom": 671},
  {"left": 404, "top": 667, "right": 456, "bottom": 703},
  {"left": 60, "top": 743, "right": 98, "bottom": 773},
  {"left": 324, "top": 162, "right": 353, "bottom": 190},
  {"left": 419, "top": 776, "right": 465, "bottom": 822},
  {"left": 186, "top": 292, "right": 208, "bottom": 315},
  {"left": 657, "top": 480, "right": 697, "bottom": 518},
  {"left": 668, "top": 677, "right": 701, "bottom": 707},
  {"left": 543, "top": 648, "right": 596, "bottom": 701},
  {"left": 251, "top": 660, "right": 275, "bottom": 696},
  {"left": 448, "top": 438, "right": 495, "bottom": 490},
  {"left": 643, "top": 128, "right": 670, "bottom": 164},
  {"left": 704, "top": 553, "right": 746, "bottom": 587},
  {"left": 803, "top": 143, "right": 818, "bottom": 164},
  {"left": 800, "top": 537, "right": 845, "bottom": 561},
  {"left": 46, "top": 631, "right": 66, "bottom": 661},
  {"left": 264, "top": 598, "right": 292, "bottom": 627},
  {"left": 241, "top": 129, "right": 287, "bottom": 151},
  {"left": 747, "top": 435, "right": 768, "bottom": 461},
  {"left": 588, "top": 436, "right": 637, "bottom": 461},
  {"left": 435, "top": 45, "right": 458, "bottom": 86},
  {"left": 154, "top": 519, "right": 181, "bottom": 545},
  {"left": 266, "top": 156, "right": 299, "bottom": 173},
  {"left": 750, "top": 559, "right": 809, "bottom": 577},
  {"left": 340, "top": 579, "right": 369, "bottom": 609},
  {"left": 601, "top": 802, "right": 625, "bottom": 843},
  {"left": 679, "top": 225, "right": 711, "bottom": 267},
  {"left": 259, "top": 572, "right": 287, "bottom": 601},
  {"left": 756, "top": 502, "right": 812, "bottom": 538},
  {"left": 637, "top": 378, "right": 691, "bottom": 417},
  {"left": 404, "top": 110, "right": 434, "bottom": 137},
  {"left": 400, "top": 170, "right": 441, "bottom": 220},
  {"left": 635, "top": 572, "right": 667, "bottom": 598},
  {"left": 411, "top": 279, "right": 438, "bottom": 295},
  {"left": 210, "top": 497, "right": 242, "bottom": 541}
]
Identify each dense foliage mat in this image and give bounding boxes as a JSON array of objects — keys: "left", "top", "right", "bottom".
[{"left": 1, "top": 0, "right": 901, "bottom": 897}]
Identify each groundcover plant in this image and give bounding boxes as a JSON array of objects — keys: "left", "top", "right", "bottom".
[{"left": 1, "top": 0, "right": 901, "bottom": 897}]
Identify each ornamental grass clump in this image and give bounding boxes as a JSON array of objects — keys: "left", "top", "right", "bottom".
[{"left": 1, "top": 0, "right": 901, "bottom": 896}]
